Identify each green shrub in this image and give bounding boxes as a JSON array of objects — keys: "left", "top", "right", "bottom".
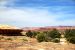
[
  {"left": 47, "top": 29, "right": 61, "bottom": 39},
  {"left": 26, "top": 30, "right": 38, "bottom": 38},
  {"left": 36, "top": 32, "right": 45, "bottom": 42},
  {"left": 46, "top": 29, "right": 61, "bottom": 42},
  {"left": 32, "top": 31, "right": 37, "bottom": 38},
  {"left": 69, "top": 37, "right": 75, "bottom": 44},
  {"left": 22, "top": 38, "right": 28, "bottom": 42},
  {"left": 51, "top": 38, "right": 60, "bottom": 43},
  {"left": 64, "top": 29, "right": 75, "bottom": 44},
  {"left": 47, "top": 29, "right": 61, "bottom": 42},
  {"left": 6, "top": 38, "right": 13, "bottom": 41},
  {"left": 36, "top": 29, "right": 61, "bottom": 43},
  {"left": 26, "top": 30, "right": 33, "bottom": 38}
]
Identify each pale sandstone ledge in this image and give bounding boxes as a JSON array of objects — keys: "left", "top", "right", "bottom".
[{"left": 0, "top": 24, "right": 19, "bottom": 29}]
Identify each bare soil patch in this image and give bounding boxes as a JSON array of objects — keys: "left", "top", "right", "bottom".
[{"left": 0, "top": 36, "right": 75, "bottom": 50}]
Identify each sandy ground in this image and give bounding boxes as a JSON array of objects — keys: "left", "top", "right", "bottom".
[{"left": 0, "top": 36, "right": 75, "bottom": 50}]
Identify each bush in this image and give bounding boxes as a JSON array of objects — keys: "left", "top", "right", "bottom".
[
  {"left": 64, "top": 29, "right": 75, "bottom": 44},
  {"left": 26, "top": 30, "right": 33, "bottom": 38},
  {"left": 51, "top": 38, "right": 60, "bottom": 43},
  {"left": 36, "top": 32, "right": 45, "bottom": 42},
  {"left": 36, "top": 29, "right": 61, "bottom": 43},
  {"left": 47, "top": 29, "right": 61, "bottom": 39},
  {"left": 45, "top": 29, "right": 61, "bottom": 42},
  {"left": 65, "top": 29, "right": 75, "bottom": 38},
  {"left": 6, "top": 38, "right": 13, "bottom": 41},
  {"left": 26, "top": 30, "right": 38, "bottom": 38},
  {"left": 32, "top": 31, "right": 37, "bottom": 38},
  {"left": 69, "top": 37, "right": 75, "bottom": 44},
  {"left": 21, "top": 38, "right": 28, "bottom": 42}
]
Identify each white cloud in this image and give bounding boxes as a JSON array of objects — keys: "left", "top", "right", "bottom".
[
  {"left": 0, "top": 0, "right": 75, "bottom": 27},
  {"left": 0, "top": 7, "right": 75, "bottom": 27},
  {"left": 0, "top": 0, "right": 8, "bottom": 6},
  {"left": 0, "top": 8, "right": 53, "bottom": 23},
  {"left": 0, "top": 0, "right": 15, "bottom": 6}
]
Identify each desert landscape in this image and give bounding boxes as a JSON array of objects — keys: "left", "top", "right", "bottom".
[
  {"left": 0, "top": 0, "right": 75, "bottom": 50},
  {"left": 0, "top": 25, "right": 75, "bottom": 50},
  {"left": 0, "top": 36, "right": 75, "bottom": 50}
]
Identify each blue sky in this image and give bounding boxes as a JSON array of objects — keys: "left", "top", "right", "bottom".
[{"left": 0, "top": 0, "right": 75, "bottom": 27}]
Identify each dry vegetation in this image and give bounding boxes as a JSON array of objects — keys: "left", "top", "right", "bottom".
[
  {"left": 0, "top": 36, "right": 75, "bottom": 50},
  {"left": 0, "top": 25, "right": 75, "bottom": 50}
]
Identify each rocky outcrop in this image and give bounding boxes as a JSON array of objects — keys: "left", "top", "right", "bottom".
[{"left": 0, "top": 24, "right": 23, "bottom": 36}]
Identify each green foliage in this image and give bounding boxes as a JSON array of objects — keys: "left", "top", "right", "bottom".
[
  {"left": 69, "top": 37, "right": 75, "bottom": 44},
  {"left": 26, "top": 29, "right": 61, "bottom": 43},
  {"left": 6, "top": 38, "right": 13, "bottom": 41},
  {"left": 51, "top": 38, "right": 60, "bottom": 43},
  {"left": 21, "top": 38, "right": 28, "bottom": 42},
  {"left": 47, "top": 29, "right": 61, "bottom": 39},
  {"left": 36, "top": 32, "right": 45, "bottom": 42},
  {"left": 26, "top": 30, "right": 33, "bottom": 38},
  {"left": 26, "top": 30, "right": 38, "bottom": 38},
  {"left": 36, "top": 29, "right": 61, "bottom": 43},
  {"left": 65, "top": 29, "right": 75, "bottom": 38},
  {"left": 64, "top": 29, "right": 75, "bottom": 44},
  {"left": 45, "top": 29, "right": 61, "bottom": 42},
  {"left": 25, "top": 29, "right": 75, "bottom": 44},
  {"left": 32, "top": 31, "right": 37, "bottom": 38}
]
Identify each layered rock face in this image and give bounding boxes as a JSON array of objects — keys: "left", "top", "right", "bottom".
[
  {"left": 0, "top": 24, "right": 22, "bottom": 36},
  {"left": 0, "top": 24, "right": 19, "bottom": 29}
]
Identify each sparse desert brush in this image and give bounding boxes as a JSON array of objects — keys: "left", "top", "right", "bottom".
[
  {"left": 0, "top": 36, "right": 4, "bottom": 40},
  {"left": 64, "top": 29, "right": 75, "bottom": 44},
  {"left": 36, "top": 32, "right": 46, "bottom": 42},
  {"left": 26, "top": 30, "right": 37, "bottom": 38},
  {"left": 22, "top": 38, "right": 28, "bottom": 42},
  {"left": 18, "top": 38, "right": 28, "bottom": 42},
  {"left": 47, "top": 29, "right": 61, "bottom": 39},
  {"left": 51, "top": 38, "right": 60, "bottom": 43},
  {"left": 36, "top": 29, "right": 61, "bottom": 43},
  {"left": 6, "top": 38, "right": 13, "bottom": 41}
]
